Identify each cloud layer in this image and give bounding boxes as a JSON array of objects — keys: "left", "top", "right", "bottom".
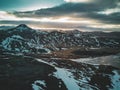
[
  {"left": 13, "top": 0, "right": 120, "bottom": 24},
  {"left": 64, "top": 0, "right": 94, "bottom": 3},
  {"left": 0, "top": 0, "right": 120, "bottom": 31}
]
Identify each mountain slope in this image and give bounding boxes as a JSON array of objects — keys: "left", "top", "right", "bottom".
[
  {"left": 0, "top": 24, "right": 50, "bottom": 54},
  {"left": 0, "top": 24, "right": 120, "bottom": 54}
]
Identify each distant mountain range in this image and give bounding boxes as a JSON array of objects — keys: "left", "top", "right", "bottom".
[
  {"left": 0, "top": 24, "right": 120, "bottom": 54},
  {"left": 0, "top": 26, "right": 15, "bottom": 30}
]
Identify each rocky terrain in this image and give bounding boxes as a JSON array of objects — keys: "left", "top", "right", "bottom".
[
  {"left": 0, "top": 24, "right": 120, "bottom": 90},
  {"left": 0, "top": 54, "right": 120, "bottom": 90},
  {"left": 0, "top": 24, "right": 120, "bottom": 55}
]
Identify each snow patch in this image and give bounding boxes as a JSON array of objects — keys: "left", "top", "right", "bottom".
[
  {"left": 71, "top": 54, "right": 120, "bottom": 68},
  {"left": 92, "top": 37, "right": 100, "bottom": 47},
  {"left": 110, "top": 70, "right": 120, "bottom": 90},
  {"left": 32, "top": 80, "right": 46, "bottom": 90},
  {"left": 54, "top": 68, "right": 80, "bottom": 90},
  {"left": 1, "top": 35, "right": 23, "bottom": 50}
]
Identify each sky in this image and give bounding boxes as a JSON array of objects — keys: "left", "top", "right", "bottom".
[
  {"left": 0, "top": 0, "right": 65, "bottom": 11},
  {"left": 0, "top": 0, "right": 120, "bottom": 31}
]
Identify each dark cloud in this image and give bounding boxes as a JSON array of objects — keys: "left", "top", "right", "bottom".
[
  {"left": 15, "top": 0, "right": 119, "bottom": 13},
  {"left": 1, "top": 0, "right": 119, "bottom": 31},
  {"left": 84, "top": 12, "right": 120, "bottom": 24},
  {"left": 13, "top": 0, "right": 120, "bottom": 24}
]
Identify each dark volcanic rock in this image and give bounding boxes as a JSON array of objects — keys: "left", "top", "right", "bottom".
[{"left": 0, "top": 55, "right": 67, "bottom": 90}]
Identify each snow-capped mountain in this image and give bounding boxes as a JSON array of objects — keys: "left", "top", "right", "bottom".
[
  {"left": 0, "top": 24, "right": 120, "bottom": 90},
  {"left": 0, "top": 24, "right": 120, "bottom": 54},
  {"left": 0, "top": 24, "right": 50, "bottom": 54}
]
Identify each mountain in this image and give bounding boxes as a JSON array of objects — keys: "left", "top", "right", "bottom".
[
  {"left": 0, "top": 24, "right": 120, "bottom": 54},
  {"left": 0, "top": 24, "right": 120, "bottom": 90},
  {"left": 13, "top": 24, "right": 32, "bottom": 31},
  {"left": 0, "top": 24, "right": 50, "bottom": 54}
]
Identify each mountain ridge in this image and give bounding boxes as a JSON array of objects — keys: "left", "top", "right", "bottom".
[{"left": 0, "top": 24, "right": 120, "bottom": 54}]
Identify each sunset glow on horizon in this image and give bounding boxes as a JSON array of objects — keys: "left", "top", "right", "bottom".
[{"left": 0, "top": 0, "right": 120, "bottom": 32}]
